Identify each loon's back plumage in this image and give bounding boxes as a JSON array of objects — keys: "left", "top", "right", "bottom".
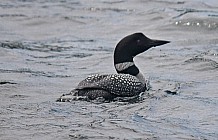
[
  {"left": 57, "top": 33, "right": 170, "bottom": 102},
  {"left": 76, "top": 74, "right": 145, "bottom": 96},
  {"left": 57, "top": 74, "right": 146, "bottom": 102}
]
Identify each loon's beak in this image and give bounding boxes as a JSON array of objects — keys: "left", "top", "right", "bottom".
[{"left": 149, "top": 39, "right": 170, "bottom": 47}]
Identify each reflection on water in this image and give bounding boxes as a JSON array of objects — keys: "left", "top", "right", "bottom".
[{"left": 0, "top": 0, "right": 218, "bottom": 139}]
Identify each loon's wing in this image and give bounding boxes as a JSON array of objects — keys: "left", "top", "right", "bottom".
[
  {"left": 76, "top": 74, "right": 108, "bottom": 89},
  {"left": 76, "top": 74, "right": 145, "bottom": 97}
]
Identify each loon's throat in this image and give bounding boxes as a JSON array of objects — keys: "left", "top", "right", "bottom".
[
  {"left": 136, "top": 71, "right": 146, "bottom": 85},
  {"left": 115, "top": 62, "right": 146, "bottom": 84}
]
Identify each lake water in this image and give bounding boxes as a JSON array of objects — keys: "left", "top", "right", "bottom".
[{"left": 0, "top": 0, "right": 218, "bottom": 139}]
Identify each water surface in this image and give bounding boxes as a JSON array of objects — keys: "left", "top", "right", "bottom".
[{"left": 0, "top": 0, "right": 218, "bottom": 139}]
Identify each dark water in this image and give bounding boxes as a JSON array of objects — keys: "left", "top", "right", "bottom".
[{"left": 0, "top": 0, "right": 218, "bottom": 139}]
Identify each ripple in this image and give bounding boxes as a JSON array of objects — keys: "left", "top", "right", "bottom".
[
  {"left": 172, "top": 8, "right": 218, "bottom": 19},
  {"left": 0, "top": 81, "right": 17, "bottom": 85},
  {"left": 0, "top": 40, "right": 96, "bottom": 54},
  {"left": 102, "top": 0, "right": 125, "bottom": 4},
  {"left": 0, "top": 14, "right": 27, "bottom": 18},
  {"left": 9, "top": 94, "right": 29, "bottom": 99},
  {"left": 0, "top": 41, "right": 71, "bottom": 52},
  {"left": 184, "top": 56, "right": 218, "bottom": 70},
  {"left": 84, "top": 7, "right": 134, "bottom": 13},
  {"left": 0, "top": 68, "right": 71, "bottom": 78},
  {"left": 181, "top": 95, "right": 218, "bottom": 106}
]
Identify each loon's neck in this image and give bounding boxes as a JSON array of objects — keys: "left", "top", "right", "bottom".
[{"left": 114, "top": 61, "right": 146, "bottom": 84}]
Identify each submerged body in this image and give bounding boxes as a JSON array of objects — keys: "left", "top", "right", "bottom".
[
  {"left": 57, "top": 33, "right": 169, "bottom": 102},
  {"left": 76, "top": 74, "right": 146, "bottom": 98},
  {"left": 58, "top": 74, "right": 146, "bottom": 102}
]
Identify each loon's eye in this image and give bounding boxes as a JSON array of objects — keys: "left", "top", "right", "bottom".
[{"left": 137, "top": 39, "right": 141, "bottom": 45}]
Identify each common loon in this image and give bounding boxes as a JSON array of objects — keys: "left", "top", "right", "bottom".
[{"left": 57, "top": 33, "right": 169, "bottom": 102}]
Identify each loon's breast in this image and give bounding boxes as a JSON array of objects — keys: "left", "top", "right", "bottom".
[{"left": 76, "top": 74, "right": 146, "bottom": 97}]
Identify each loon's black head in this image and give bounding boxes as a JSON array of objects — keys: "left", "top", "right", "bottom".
[
  {"left": 114, "top": 32, "right": 170, "bottom": 76},
  {"left": 114, "top": 32, "right": 170, "bottom": 64}
]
